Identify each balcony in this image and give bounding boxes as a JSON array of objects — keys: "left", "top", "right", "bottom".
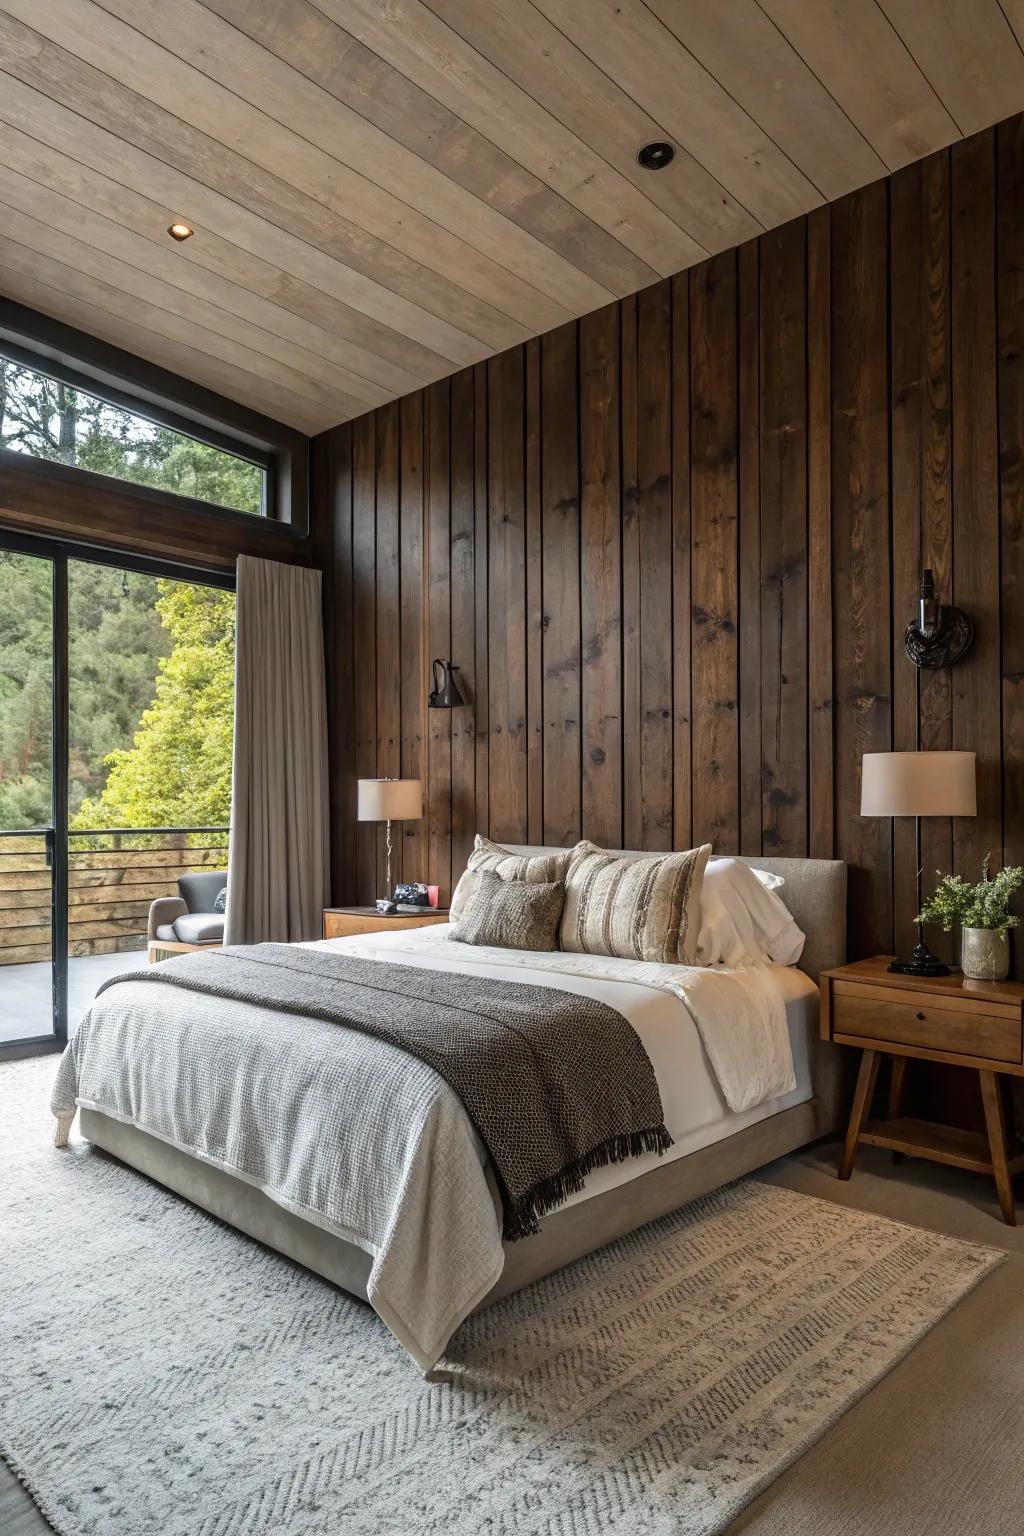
[{"left": 0, "top": 827, "right": 228, "bottom": 1045}]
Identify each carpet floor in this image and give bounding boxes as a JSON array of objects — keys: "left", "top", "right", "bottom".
[{"left": 0, "top": 1060, "right": 1008, "bottom": 1536}]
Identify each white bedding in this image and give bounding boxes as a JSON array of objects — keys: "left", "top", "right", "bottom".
[
  {"left": 308, "top": 926, "right": 816, "bottom": 1213},
  {"left": 57, "top": 929, "right": 813, "bottom": 1372}
]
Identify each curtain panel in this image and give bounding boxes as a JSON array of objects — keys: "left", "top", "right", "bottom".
[{"left": 226, "top": 556, "right": 329, "bottom": 944}]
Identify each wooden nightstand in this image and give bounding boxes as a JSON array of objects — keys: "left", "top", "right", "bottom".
[
  {"left": 322, "top": 906, "right": 450, "bottom": 940},
  {"left": 821, "top": 957, "right": 1024, "bottom": 1224}
]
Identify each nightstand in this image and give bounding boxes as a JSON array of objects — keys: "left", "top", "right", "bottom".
[
  {"left": 322, "top": 906, "right": 450, "bottom": 940},
  {"left": 821, "top": 957, "right": 1024, "bottom": 1224}
]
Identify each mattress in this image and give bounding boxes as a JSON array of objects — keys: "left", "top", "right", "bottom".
[{"left": 308, "top": 926, "right": 819, "bottom": 1212}]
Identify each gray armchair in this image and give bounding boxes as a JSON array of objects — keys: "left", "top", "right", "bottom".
[{"left": 148, "top": 870, "right": 228, "bottom": 953}]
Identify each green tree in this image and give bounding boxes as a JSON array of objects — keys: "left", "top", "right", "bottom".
[
  {"left": 0, "top": 354, "right": 263, "bottom": 514},
  {"left": 72, "top": 582, "right": 235, "bottom": 832}
]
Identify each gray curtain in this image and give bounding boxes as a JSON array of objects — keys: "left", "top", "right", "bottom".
[{"left": 225, "top": 556, "right": 329, "bottom": 944}]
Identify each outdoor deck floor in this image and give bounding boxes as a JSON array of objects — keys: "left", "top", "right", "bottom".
[{"left": 0, "top": 950, "right": 146, "bottom": 1045}]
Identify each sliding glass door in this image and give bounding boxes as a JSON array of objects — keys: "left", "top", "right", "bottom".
[
  {"left": 0, "top": 533, "right": 234, "bottom": 1057},
  {"left": 0, "top": 541, "right": 67, "bottom": 1050}
]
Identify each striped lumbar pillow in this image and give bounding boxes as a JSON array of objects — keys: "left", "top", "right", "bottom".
[
  {"left": 560, "top": 840, "right": 711, "bottom": 966},
  {"left": 449, "top": 835, "right": 573, "bottom": 920}
]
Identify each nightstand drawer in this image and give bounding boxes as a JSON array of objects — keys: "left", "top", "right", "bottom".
[{"left": 832, "top": 982, "right": 1023, "bottom": 1064}]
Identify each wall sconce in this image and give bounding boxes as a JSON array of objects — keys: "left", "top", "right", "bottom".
[
  {"left": 428, "top": 658, "right": 465, "bottom": 709},
  {"left": 905, "top": 569, "right": 973, "bottom": 670}
]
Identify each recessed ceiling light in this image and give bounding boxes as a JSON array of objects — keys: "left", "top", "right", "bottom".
[
  {"left": 637, "top": 142, "right": 675, "bottom": 171},
  {"left": 167, "top": 221, "right": 194, "bottom": 241}
]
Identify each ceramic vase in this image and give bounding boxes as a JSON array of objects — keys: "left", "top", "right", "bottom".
[{"left": 960, "top": 926, "right": 1010, "bottom": 982}]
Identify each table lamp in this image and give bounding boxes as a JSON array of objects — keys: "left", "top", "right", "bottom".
[
  {"left": 861, "top": 750, "right": 976, "bottom": 976},
  {"left": 357, "top": 778, "right": 423, "bottom": 902}
]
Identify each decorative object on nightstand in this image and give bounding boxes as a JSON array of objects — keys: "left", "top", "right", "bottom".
[
  {"left": 322, "top": 906, "right": 449, "bottom": 940},
  {"left": 356, "top": 778, "right": 422, "bottom": 903},
  {"left": 860, "top": 750, "right": 976, "bottom": 976},
  {"left": 917, "top": 857, "right": 1024, "bottom": 982},
  {"left": 821, "top": 957, "right": 1024, "bottom": 1224}
]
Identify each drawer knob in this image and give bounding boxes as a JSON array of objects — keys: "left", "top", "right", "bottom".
[{"left": 916, "top": 1011, "right": 925, "bottom": 1021}]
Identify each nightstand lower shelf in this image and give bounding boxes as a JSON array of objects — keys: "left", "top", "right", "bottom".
[{"left": 858, "top": 1116, "right": 1024, "bottom": 1179}]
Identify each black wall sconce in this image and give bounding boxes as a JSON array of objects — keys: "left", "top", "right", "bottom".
[
  {"left": 905, "top": 569, "right": 973, "bottom": 670},
  {"left": 428, "top": 658, "right": 465, "bottom": 709}
]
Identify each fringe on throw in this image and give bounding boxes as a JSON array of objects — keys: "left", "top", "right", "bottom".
[
  {"left": 53, "top": 1111, "right": 74, "bottom": 1149},
  {"left": 504, "top": 1123, "right": 673, "bottom": 1244}
]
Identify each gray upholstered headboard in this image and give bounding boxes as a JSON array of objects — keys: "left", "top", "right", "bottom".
[{"left": 501, "top": 846, "right": 847, "bottom": 980}]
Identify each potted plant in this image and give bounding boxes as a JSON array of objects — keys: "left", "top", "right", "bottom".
[{"left": 917, "top": 857, "right": 1024, "bottom": 981}]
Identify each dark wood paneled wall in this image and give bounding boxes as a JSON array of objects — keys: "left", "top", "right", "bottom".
[{"left": 316, "top": 118, "right": 1024, "bottom": 967}]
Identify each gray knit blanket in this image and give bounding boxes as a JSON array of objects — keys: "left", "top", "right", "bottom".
[{"left": 91, "top": 944, "right": 671, "bottom": 1242}]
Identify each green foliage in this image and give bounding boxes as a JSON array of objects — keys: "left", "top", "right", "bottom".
[
  {"left": 917, "top": 857, "right": 1024, "bottom": 933},
  {"left": 0, "top": 552, "right": 234, "bottom": 837},
  {"left": 0, "top": 354, "right": 263, "bottom": 514},
  {"left": 0, "top": 355, "right": 241, "bottom": 837},
  {"left": 72, "top": 582, "right": 235, "bottom": 833}
]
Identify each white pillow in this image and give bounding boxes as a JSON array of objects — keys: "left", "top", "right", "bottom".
[{"left": 695, "top": 858, "right": 805, "bottom": 967}]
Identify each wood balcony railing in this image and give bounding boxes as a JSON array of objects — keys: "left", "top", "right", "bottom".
[{"left": 0, "top": 828, "right": 229, "bottom": 966}]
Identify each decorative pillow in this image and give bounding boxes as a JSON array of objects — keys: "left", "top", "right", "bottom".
[
  {"left": 560, "top": 841, "right": 710, "bottom": 965},
  {"left": 450, "top": 868, "right": 565, "bottom": 952},
  {"left": 449, "top": 834, "right": 573, "bottom": 920},
  {"left": 214, "top": 886, "right": 227, "bottom": 914},
  {"left": 696, "top": 858, "right": 805, "bottom": 967}
]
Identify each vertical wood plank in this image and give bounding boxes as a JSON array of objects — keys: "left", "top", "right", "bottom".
[
  {"left": 807, "top": 205, "right": 834, "bottom": 860},
  {"left": 690, "top": 252, "right": 740, "bottom": 853},
  {"left": 541, "top": 321, "right": 582, "bottom": 847},
  {"left": 311, "top": 426, "right": 354, "bottom": 905},
  {"left": 638, "top": 280, "right": 674, "bottom": 850},
  {"left": 580, "top": 303, "right": 623, "bottom": 848},
  {"left": 399, "top": 392, "right": 425, "bottom": 887},
  {"left": 450, "top": 366, "right": 477, "bottom": 880},
  {"left": 351, "top": 412, "right": 377, "bottom": 904},
  {"left": 621, "top": 293, "right": 642, "bottom": 849},
  {"left": 426, "top": 380, "right": 452, "bottom": 899},
  {"left": 525, "top": 337, "right": 544, "bottom": 843},
  {"left": 890, "top": 153, "right": 954, "bottom": 960},
  {"left": 952, "top": 131, "right": 1002, "bottom": 883},
  {"left": 671, "top": 271, "right": 693, "bottom": 851},
  {"left": 998, "top": 117, "right": 1024, "bottom": 890},
  {"left": 375, "top": 401, "right": 401, "bottom": 896},
  {"left": 831, "top": 183, "right": 892, "bottom": 958},
  {"left": 759, "top": 218, "right": 808, "bottom": 855},
  {"left": 473, "top": 362, "right": 489, "bottom": 845},
  {"left": 487, "top": 349, "right": 528, "bottom": 842},
  {"left": 737, "top": 239, "right": 761, "bottom": 855}
]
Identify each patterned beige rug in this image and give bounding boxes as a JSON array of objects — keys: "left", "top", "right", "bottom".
[{"left": 1, "top": 1058, "right": 1002, "bottom": 1536}]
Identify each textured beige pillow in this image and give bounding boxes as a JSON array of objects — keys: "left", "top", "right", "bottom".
[
  {"left": 449, "top": 834, "right": 573, "bottom": 920},
  {"left": 560, "top": 840, "right": 711, "bottom": 965},
  {"left": 450, "top": 869, "right": 565, "bottom": 951}
]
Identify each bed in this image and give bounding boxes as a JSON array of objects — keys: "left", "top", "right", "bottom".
[{"left": 56, "top": 849, "right": 846, "bottom": 1369}]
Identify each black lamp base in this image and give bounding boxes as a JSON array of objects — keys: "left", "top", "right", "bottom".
[{"left": 888, "top": 940, "right": 950, "bottom": 978}]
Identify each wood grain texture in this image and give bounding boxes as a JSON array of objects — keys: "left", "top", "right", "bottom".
[
  {"left": 318, "top": 120, "right": 1024, "bottom": 990},
  {"left": 690, "top": 252, "right": 740, "bottom": 853},
  {"left": 0, "top": 0, "right": 1014, "bottom": 428},
  {"left": 540, "top": 323, "right": 581, "bottom": 848},
  {"left": 831, "top": 180, "right": 892, "bottom": 959}
]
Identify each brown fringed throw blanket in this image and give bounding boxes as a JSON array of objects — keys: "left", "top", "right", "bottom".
[{"left": 94, "top": 945, "right": 672, "bottom": 1241}]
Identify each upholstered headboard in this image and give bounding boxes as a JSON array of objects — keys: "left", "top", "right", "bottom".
[{"left": 500, "top": 846, "right": 847, "bottom": 980}]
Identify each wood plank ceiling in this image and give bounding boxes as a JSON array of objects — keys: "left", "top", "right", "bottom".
[{"left": 0, "top": 0, "right": 1022, "bottom": 435}]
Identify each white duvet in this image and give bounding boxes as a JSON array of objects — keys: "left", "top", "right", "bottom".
[{"left": 55, "top": 928, "right": 803, "bottom": 1372}]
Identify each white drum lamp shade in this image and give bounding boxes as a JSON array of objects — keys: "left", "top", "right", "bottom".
[
  {"left": 356, "top": 778, "right": 423, "bottom": 902},
  {"left": 860, "top": 750, "right": 976, "bottom": 976},
  {"left": 357, "top": 778, "right": 423, "bottom": 822},
  {"left": 860, "top": 751, "right": 976, "bottom": 818}
]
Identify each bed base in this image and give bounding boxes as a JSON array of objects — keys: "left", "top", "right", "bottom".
[{"left": 80, "top": 1092, "right": 839, "bottom": 1311}]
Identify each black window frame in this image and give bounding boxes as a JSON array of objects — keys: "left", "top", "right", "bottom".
[{"left": 0, "top": 299, "right": 310, "bottom": 532}]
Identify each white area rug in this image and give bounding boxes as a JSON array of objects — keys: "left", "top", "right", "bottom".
[{"left": 0, "top": 1058, "right": 1003, "bottom": 1536}]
